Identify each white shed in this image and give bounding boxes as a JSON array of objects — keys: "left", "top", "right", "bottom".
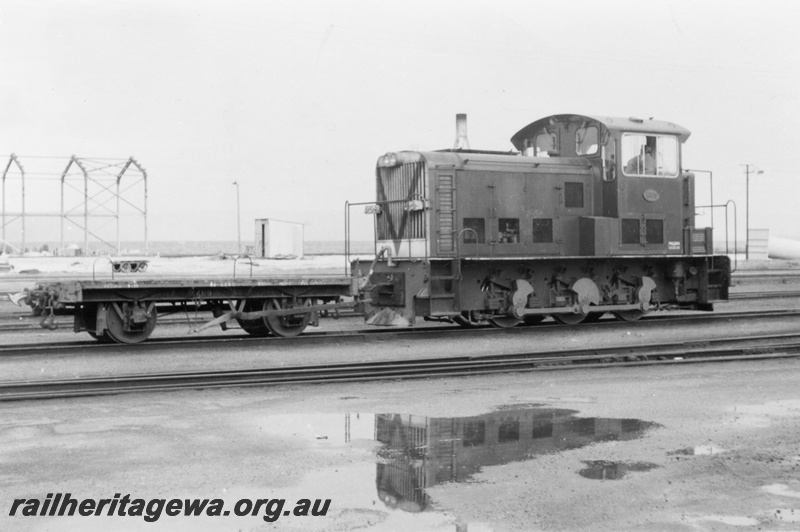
[{"left": 254, "top": 219, "right": 304, "bottom": 259}]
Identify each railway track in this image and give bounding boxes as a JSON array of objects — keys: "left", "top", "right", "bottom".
[
  {"left": 1, "top": 308, "right": 799, "bottom": 358},
  {"left": 728, "top": 290, "right": 800, "bottom": 299},
  {"left": 0, "top": 288, "right": 798, "bottom": 337},
  {"left": 0, "top": 308, "right": 363, "bottom": 333},
  {"left": 732, "top": 269, "right": 800, "bottom": 279},
  {"left": 2, "top": 330, "right": 800, "bottom": 402}
]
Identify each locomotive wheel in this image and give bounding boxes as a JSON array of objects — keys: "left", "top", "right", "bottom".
[
  {"left": 553, "top": 312, "right": 587, "bottom": 325},
  {"left": 613, "top": 309, "right": 646, "bottom": 322},
  {"left": 236, "top": 300, "right": 272, "bottom": 337},
  {"left": 103, "top": 302, "right": 157, "bottom": 344},
  {"left": 583, "top": 312, "right": 605, "bottom": 323},
  {"left": 489, "top": 316, "right": 522, "bottom": 328},
  {"left": 264, "top": 298, "right": 311, "bottom": 338},
  {"left": 522, "top": 315, "right": 545, "bottom": 326}
]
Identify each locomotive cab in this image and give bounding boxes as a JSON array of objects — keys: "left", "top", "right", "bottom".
[
  {"left": 510, "top": 114, "right": 704, "bottom": 257},
  {"left": 350, "top": 114, "right": 729, "bottom": 327}
]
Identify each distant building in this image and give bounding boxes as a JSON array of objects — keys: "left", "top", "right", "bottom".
[{"left": 254, "top": 219, "right": 304, "bottom": 259}]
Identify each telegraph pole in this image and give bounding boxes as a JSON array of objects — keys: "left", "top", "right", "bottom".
[{"left": 233, "top": 181, "right": 241, "bottom": 254}]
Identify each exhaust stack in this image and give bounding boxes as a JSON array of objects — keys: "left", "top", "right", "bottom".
[{"left": 453, "top": 113, "right": 470, "bottom": 150}]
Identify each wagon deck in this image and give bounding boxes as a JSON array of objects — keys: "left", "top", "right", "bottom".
[
  {"left": 23, "top": 273, "right": 358, "bottom": 343},
  {"left": 37, "top": 275, "right": 356, "bottom": 303}
]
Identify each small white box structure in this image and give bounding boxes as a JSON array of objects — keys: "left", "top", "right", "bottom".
[
  {"left": 747, "top": 228, "right": 769, "bottom": 260},
  {"left": 254, "top": 219, "right": 304, "bottom": 259}
]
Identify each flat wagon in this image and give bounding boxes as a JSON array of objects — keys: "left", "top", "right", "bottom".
[{"left": 22, "top": 272, "right": 357, "bottom": 343}]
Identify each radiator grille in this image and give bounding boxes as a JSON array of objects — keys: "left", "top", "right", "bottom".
[
  {"left": 376, "top": 162, "right": 427, "bottom": 240},
  {"left": 437, "top": 174, "right": 455, "bottom": 253}
]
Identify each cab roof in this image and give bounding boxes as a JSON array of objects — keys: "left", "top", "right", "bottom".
[{"left": 510, "top": 113, "right": 691, "bottom": 151}]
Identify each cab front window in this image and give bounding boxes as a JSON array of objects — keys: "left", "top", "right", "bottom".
[
  {"left": 523, "top": 130, "right": 559, "bottom": 157},
  {"left": 575, "top": 125, "right": 598, "bottom": 155},
  {"left": 621, "top": 134, "right": 679, "bottom": 177}
]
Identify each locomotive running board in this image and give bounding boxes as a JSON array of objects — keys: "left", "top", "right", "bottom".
[{"left": 193, "top": 299, "right": 367, "bottom": 333}]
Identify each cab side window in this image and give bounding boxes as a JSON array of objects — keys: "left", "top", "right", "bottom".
[
  {"left": 462, "top": 218, "right": 485, "bottom": 243},
  {"left": 621, "top": 134, "right": 679, "bottom": 177},
  {"left": 498, "top": 218, "right": 520, "bottom": 243}
]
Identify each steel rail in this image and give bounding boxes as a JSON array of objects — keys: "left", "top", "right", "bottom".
[
  {"left": 728, "top": 290, "right": 800, "bottom": 300},
  {"left": 2, "top": 308, "right": 800, "bottom": 357},
  {"left": 2, "top": 333, "right": 800, "bottom": 401},
  {"left": 0, "top": 290, "right": 796, "bottom": 337},
  {"left": 0, "top": 288, "right": 796, "bottom": 336}
]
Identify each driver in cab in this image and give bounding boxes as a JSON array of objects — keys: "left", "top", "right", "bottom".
[{"left": 625, "top": 136, "right": 657, "bottom": 175}]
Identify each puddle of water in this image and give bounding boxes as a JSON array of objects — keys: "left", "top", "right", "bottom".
[
  {"left": 578, "top": 460, "right": 660, "bottom": 480},
  {"left": 248, "top": 407, "right": 659, "bottom": 521},
  {"left": 669, "top": 444, "right": 727, "bottom": 456},
  {"left": 373, "top": 408, "right": 659, "bottom": 500}
]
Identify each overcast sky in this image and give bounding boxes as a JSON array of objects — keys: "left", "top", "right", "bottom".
[{"left": 1, "top": 0, "right": 798, "bottom": 246}]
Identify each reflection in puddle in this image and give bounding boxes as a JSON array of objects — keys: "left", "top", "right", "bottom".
[
  {"left": 669, "top": 444, "right": 727, "bottom": 456},
  {"left": 578, "top": 460, "right": 660, "bottom": 480},
  {"left": 253, "top": 408, "right": 659, "bottom": 523},
  {"left": 374, "top": 408, "right": 659, "bottom": 511}
]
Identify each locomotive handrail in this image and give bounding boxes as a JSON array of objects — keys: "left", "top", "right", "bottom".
[
  {"left": 345, "top": 199, "right": 381, "bottom": 275},
  {"left": 696, "top": 200, "right": 737, "bottom": 273},
  {"left": 406, "top": 193, "right": 429, "bottom": 265},
  {"left": 345, "top": 196, "right": 430, "bottom": 276},
  {"left": 456, "top": 228, "right": 479, "bottom": 264}
]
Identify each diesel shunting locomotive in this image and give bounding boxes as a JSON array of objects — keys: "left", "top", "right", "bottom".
[{"left": 350, "top": 113, "right": 730, "bottom": 327}]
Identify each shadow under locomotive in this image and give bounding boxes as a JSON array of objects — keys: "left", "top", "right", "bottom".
[{"left": 374, "top": 407, "right": 660, "bottom": 512}]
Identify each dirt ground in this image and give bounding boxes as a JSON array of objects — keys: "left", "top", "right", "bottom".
[
  {"left": 1, "top": 356, "right": 800, "bottom": 531},
  {"left": 2, "top": 258, "right": 800, "bottom": 531}
]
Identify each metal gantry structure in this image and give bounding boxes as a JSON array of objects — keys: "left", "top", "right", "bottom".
[{"left": 1, "top": 154, "right": 148, "bottom": 255}]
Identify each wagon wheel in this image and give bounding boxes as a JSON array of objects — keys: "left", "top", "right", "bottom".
[
  {"left": 236, "top": 299, "right": 271, "bottom": 337},
  {"left": 88, "top": 330, "right": 114, "bottom": 343},
  {"left": 263, "top": 298, "right": 312, "bottom": 338},
  {"left": 522, "top": 315, "right": 545, "bottom": 326},
  {"left": 103, "top": 302, "right": 157, "bottom": 344},
  {"left": 489, "top": 315, "right": 522, "bottom": 328},
  {"left": 238, "top": 320, "right": 271, "bottom": 336},
  {"left": 80, "top": 305, "right": 113, "bottom": 342},
  {"left": 613, "top": 309, "right": 646, "bottom": 322},
  {"left": 553, "top": 312, "right": 587, "bottom": 325}
]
